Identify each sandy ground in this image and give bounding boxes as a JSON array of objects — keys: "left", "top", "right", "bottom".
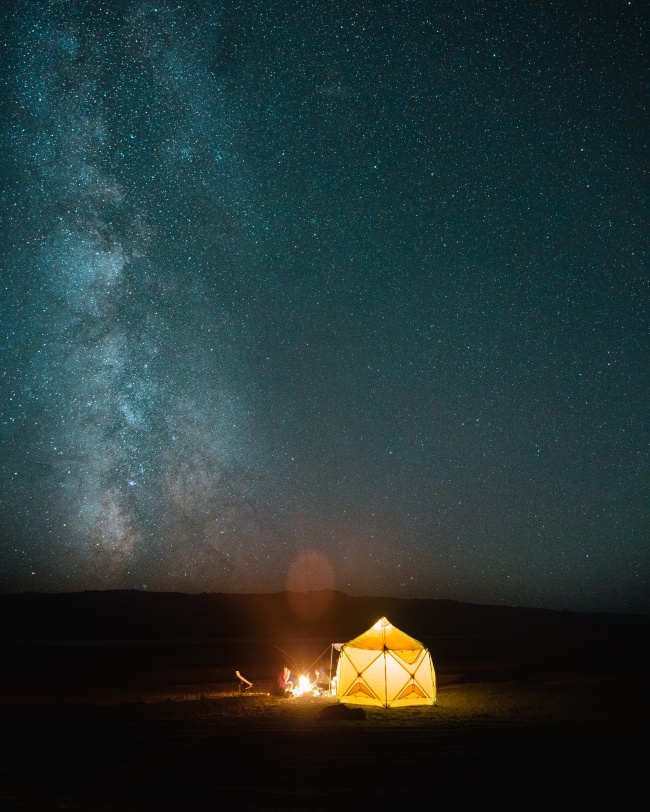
[{"left": 0, "top": 669, "right": 646, "bottom": 811}]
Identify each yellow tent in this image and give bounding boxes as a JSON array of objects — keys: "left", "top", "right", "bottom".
[{"left": 335, "top": 616, "right": 436, "bottom": 708}]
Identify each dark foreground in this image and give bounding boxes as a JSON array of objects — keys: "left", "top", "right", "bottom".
[
  {"left": 1, "top": 670, "right": 646, "bottom": 811},
  {"left": 1, "top": 596, "right": 648, "bottom": 811}
]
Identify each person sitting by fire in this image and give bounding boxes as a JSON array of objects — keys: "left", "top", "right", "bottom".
[{"left": 274, "top": 665, "right": 293, "bottom": 697}]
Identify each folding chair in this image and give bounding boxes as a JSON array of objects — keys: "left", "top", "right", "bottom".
[{"left": 235, "top": 670, "right": 253, "bottom": 692}]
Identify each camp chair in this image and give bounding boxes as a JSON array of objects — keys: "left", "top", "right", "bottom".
[{"left": 235, "top": 670, "right": 253, "bottom": 692}]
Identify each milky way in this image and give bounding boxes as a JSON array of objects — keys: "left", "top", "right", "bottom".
[
  {"left": 2, "top": 1, "right": 270, "bottom": 592},
  {"left": 1, "top": 1, "right": 647, "bottom": 612}
]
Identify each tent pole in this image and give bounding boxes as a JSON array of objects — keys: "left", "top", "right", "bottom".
[{"left": 329, "top": 643, "right": 334, "bottom": 695}]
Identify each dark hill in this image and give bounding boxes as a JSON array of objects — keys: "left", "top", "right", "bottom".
[
  {"left": 1, "top": 589, "right": 647, "bottom": 642},
  {"left": 1, "top": 591, "right": 648, "bottom": 686}
]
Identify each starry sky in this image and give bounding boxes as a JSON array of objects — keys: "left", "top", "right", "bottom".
[{"left": 0, "top": 0, "right": 647, "bottom": 613}]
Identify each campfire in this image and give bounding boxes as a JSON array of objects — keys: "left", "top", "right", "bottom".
[{"left": 292, "top": 674, "right": 316, "bottom": 697}]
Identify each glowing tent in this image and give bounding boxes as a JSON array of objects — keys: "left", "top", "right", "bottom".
[{"left": 335, "top": 616, "right": 436, "bottom": 708}]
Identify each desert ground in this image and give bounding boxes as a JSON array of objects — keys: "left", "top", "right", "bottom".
[{"left": 0, "top": 638, "right": 646, "bottom": 811}]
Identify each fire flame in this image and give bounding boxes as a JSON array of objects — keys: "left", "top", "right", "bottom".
[{"left": 292, "top": 674, "right": 315, "bottom": 697}]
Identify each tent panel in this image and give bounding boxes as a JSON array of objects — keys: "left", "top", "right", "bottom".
[
  {"left": 384, "top": 660, "right": 412, "bottom": 705},
  {"left": 340, "top": 692, "right": 385, "bottom": 708},
  {"left": 345, "top": 616, "right": 425, "bottom": 651},
  {"left": 389, "top": 647, "right": 423, "bottom": 666},
  {"left": 383, "top": 626, "right": 426, "bottom": 651},
  {"left": 358, "top": 658, "right": 389, "bottom": 704},
  {"left": 384, "top": 649, "right": 423, "bottom": 698},
  {"left": 337, "top": 651, "right": 388, "bottom": 707},
  {"left": 397, "top": 683, "right": 429, "bottom": 700},
  {"left": 344, "top": 681, "right": 379, "bottom": 703},
  {"left": 336, "top": 648, "right": 381, "bottom": 699},
  {"left": 388, "top": 689, "right": 435, "bottom": 708},
  {"left": 384, "top": 650, "right": 436, "bottom": 706},
  {"left": 387, "top": 658, "right": 436, "bottom": 707},
  {"left": 341, "top": 649, "right": 382, "bottom": 684},
  {"left": 406, "top": 654, "right": 437, "bottom": 705}
]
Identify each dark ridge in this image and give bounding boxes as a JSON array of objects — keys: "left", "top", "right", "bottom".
[{"left": 1, "top": 589, "right": 647, "bottom": 642}]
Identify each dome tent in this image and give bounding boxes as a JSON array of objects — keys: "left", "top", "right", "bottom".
[{"left": 335, "top": 616, "right": 436, "bottom": 708}]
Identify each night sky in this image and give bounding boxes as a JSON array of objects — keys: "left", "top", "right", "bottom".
[{"left": 1, "top": 0, "right": 647, "bottom": 613}]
